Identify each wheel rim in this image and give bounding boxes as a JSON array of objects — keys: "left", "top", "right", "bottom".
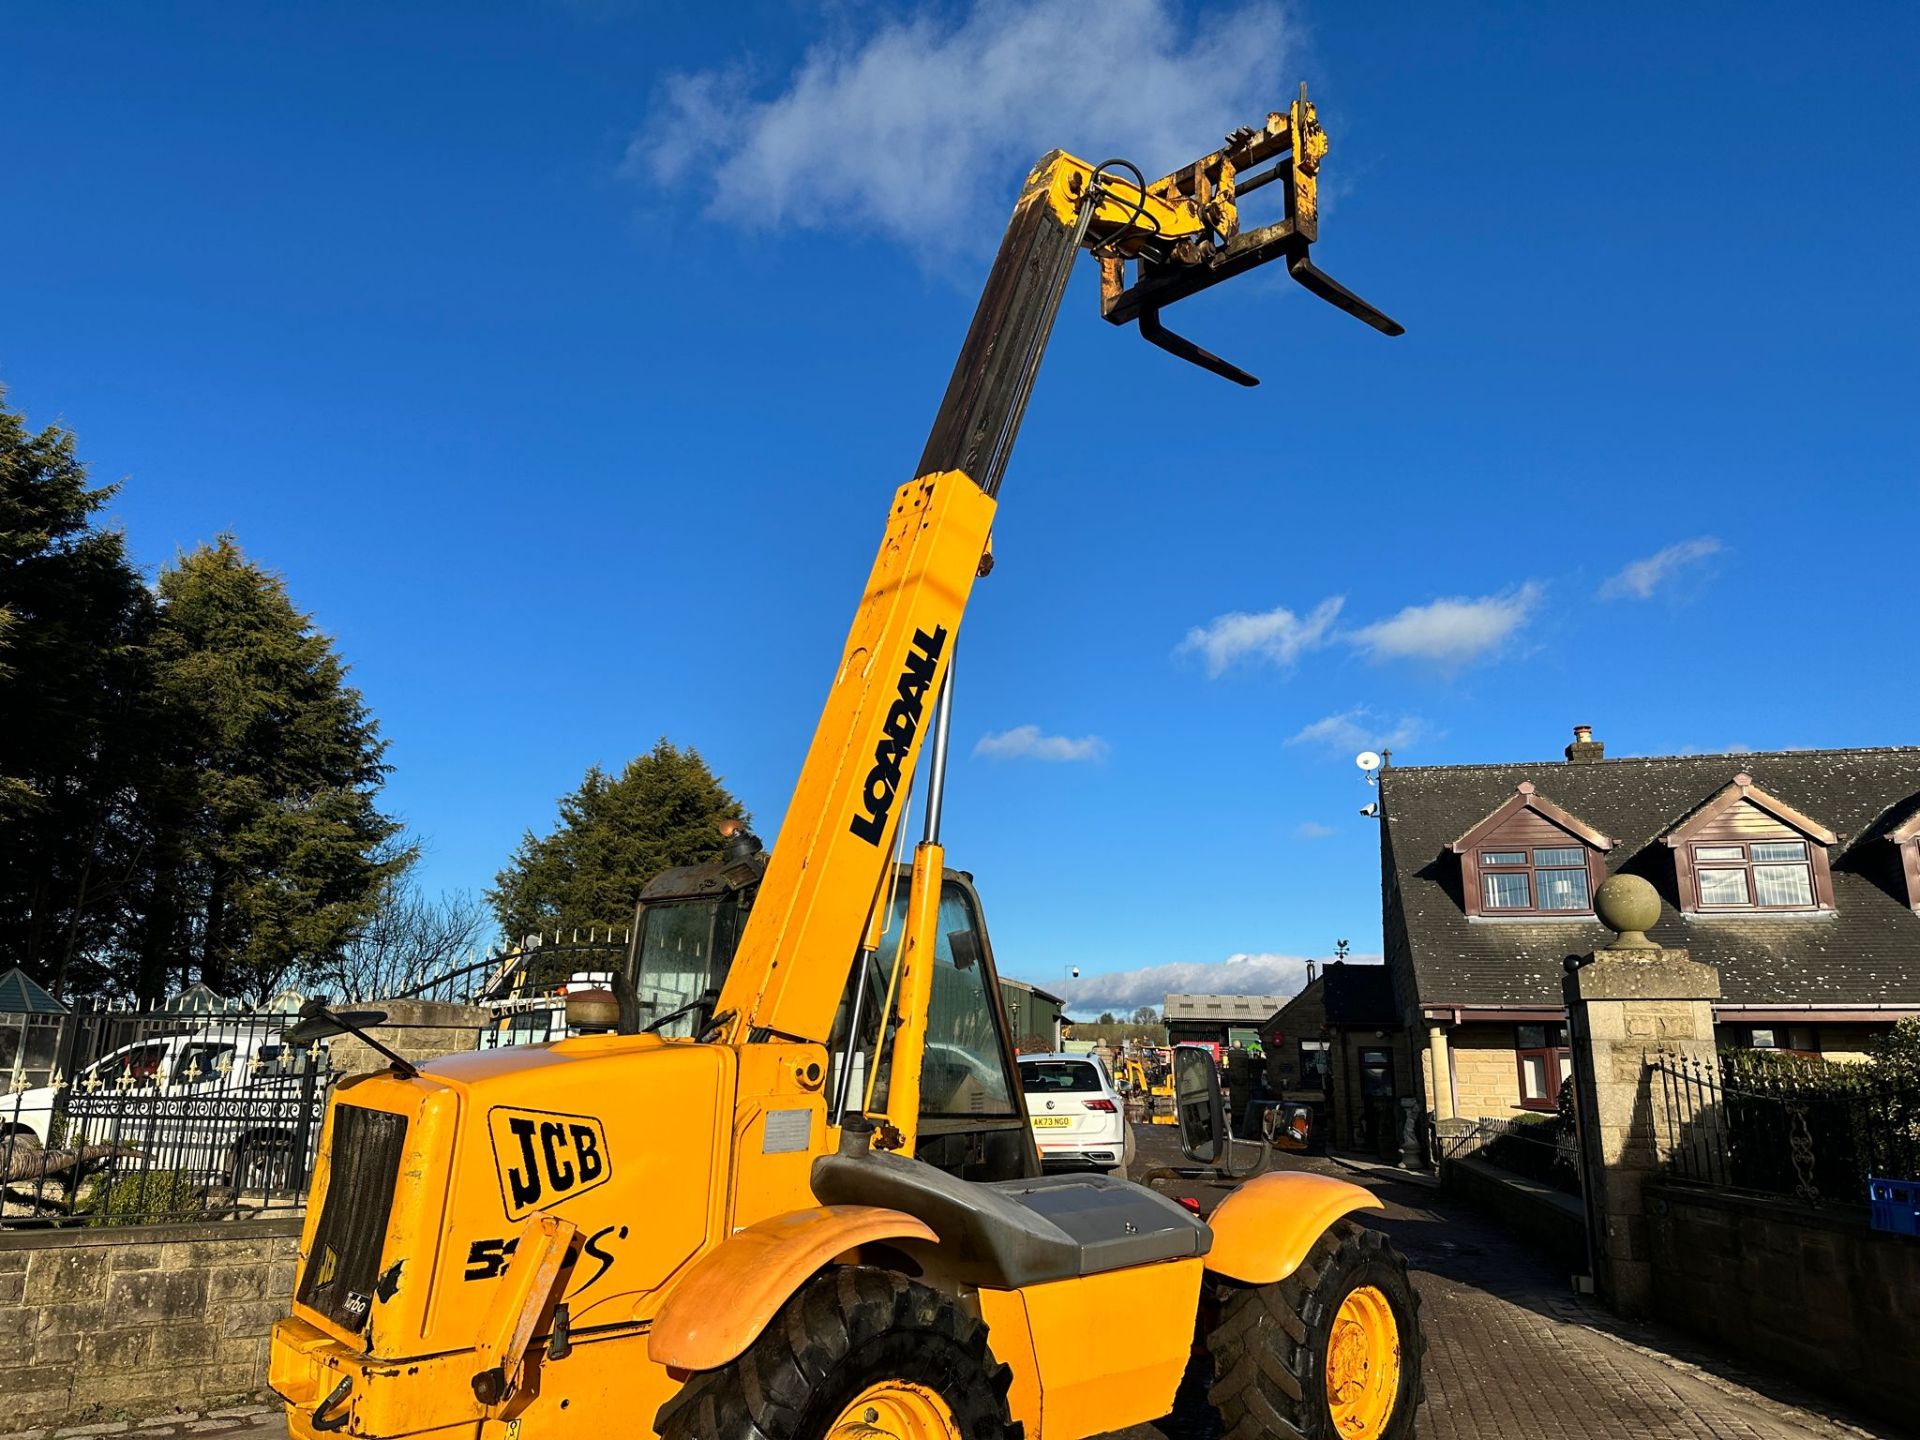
[
  {"left": 827, "top": 1381, "right": 959, "bottom": 1440},
  {"left": 1325, "top": 1284, "right": 1401, "bottom": 1439}
]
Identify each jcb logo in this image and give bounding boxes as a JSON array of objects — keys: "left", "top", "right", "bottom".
[{"left": 487, "top": 1107, "right": 611, "bottom": 1220}]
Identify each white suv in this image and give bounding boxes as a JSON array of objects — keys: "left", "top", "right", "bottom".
[{"left": 1017, "top": 1053, "right": 1134, "bottom": 1178}]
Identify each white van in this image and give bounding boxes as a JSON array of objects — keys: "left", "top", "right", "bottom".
[{"left": 0, "top": 1025, "right": 324, "bottom": 1190}]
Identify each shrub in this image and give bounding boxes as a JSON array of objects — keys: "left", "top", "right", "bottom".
[
  {"left": 81, "top": 1169, "right": 208, "bottom": 1226},
  {"left": 1869, "top": 1017, "right": 1920, "bottom": 1083}
]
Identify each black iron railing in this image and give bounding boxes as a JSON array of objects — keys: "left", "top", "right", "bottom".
[
  {"left": 1652, "top": 1050, "right": 1920, "bottom": 1205},
  {"left": 1435, "top": 1111, "right": 1582, "bottom": 1196},
  {"left": 0, "top": 1007, "right": 476, "bottom": 1228}
]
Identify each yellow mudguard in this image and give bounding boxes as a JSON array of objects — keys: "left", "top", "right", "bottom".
[
  {"left": 648, "top": 1204, "right": 935, "bottom": 1372},
  {"left": 1204, "top": 1171, "right": 1382, "bottom": 1284}
]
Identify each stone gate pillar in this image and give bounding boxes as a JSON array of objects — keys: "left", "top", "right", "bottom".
[{"left": 1563, "top": 873, "right": 1720, "bottom": 1317}]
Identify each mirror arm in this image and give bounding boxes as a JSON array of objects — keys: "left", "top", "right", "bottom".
[{"left": 290, "top": 999, "right": 418, "bottom": 1079}]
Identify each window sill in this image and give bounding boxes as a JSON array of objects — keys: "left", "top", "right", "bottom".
[
  {"left": 1465, "top": 912, "right": 1601, "bottom": 925},
  {"left": 1680, "top": 907, "right": 1834, "bottom": 921}
]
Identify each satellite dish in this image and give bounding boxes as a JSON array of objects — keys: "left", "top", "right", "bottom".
[{"left": 1355, "top": 751, "right": 1383, "bottom": 772}]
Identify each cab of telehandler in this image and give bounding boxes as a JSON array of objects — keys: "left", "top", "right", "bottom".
[{"left": 606, "top": 836, "right": 1040, "bottom": 1181}]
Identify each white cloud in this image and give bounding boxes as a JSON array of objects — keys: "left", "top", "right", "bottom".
[
  {"left": 973, "top": 725, "right": 1107, "bottom": 762},
  {"left": 631, "top": 0, "right": 1296, "bottom": 258},
  {"left": 1286, "top": 707, "right": 1426, "bottom": 754},
  {"left": 1178, "top": 597, "right": 1344, "bottom": 678},
  {"left": 1598, "top": 537, "right": 1723, "bottom": 601},
  {"left": 1047, "top": 951, "right": 1381, "bottom": 1016},
  {"left": 1345, "top": 584, "right": 1541, "bottom": 666},
  {"left": 1294, "top": 821, "right": 1336, "bottom": 839}
]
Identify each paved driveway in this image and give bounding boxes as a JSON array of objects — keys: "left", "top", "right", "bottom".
[{"left": 1125, "top": 1125, "right": 1902, "bottom": 1440}]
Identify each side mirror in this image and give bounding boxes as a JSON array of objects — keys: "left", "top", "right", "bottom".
[
  {"left": 284, "top": 998, "right": 416, "bottom": 1078},
  {"left": 1174, "top": 1046, "right": 1226, "bottom": 1164},
  {"left": 285, "top": 1003, "right": 388, "bottom": 1046}
]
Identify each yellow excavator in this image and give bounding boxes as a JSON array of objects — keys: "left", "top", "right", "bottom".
[
  {"left": 270, "top": 87, "right": 1422, "bottom": 1440},
  {"left": 1116, "top": 1052, "right": 1181, "bottom": 1125}
]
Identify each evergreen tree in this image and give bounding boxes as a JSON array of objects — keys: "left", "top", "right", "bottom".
[
  {"left": 140, "top": 538, "right": 400, "bottom": 1001},
  {"left": 490, "top": 740, "right": 748, "bottom": 942},
  {"left": 0, "top": 393, "right": 155, "bottom": 992},
  {"left": 0, "top": 607, "right": 33, "bottom": 817}
]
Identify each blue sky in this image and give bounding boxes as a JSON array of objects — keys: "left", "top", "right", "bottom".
[{"left": 5, "top": 2, "right": 1916, "bottom": 1014}]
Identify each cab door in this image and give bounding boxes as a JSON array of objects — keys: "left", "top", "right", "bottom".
[{"left": 827, "top": 869, "right": 1039, "bottom": 1181}]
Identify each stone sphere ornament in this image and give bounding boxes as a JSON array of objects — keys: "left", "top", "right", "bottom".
[{"left": 1593, "top": 872, "right": 1661, "bottom": 948}]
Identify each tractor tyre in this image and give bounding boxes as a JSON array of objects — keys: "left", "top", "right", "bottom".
[
  {"left": 1207, "top": 1219, "right": 1423, "bottom": 1440},
  {"left": 656, "top": 1266, "right": 1021, "bottom": 1440}
]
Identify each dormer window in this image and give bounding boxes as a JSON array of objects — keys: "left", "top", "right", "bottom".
[
  {"left": 1691, "top": 840, "right": 1815, "bottom": 909},
  {"left": 1665, "top": 773, "right": 1835, "bottom": 914},
  {"left": 1888, "top": 801, "right": 1920, "bottom": 913},
  {"left": 1480, "top": 847, "right": 1592, "bottom": 912},
  {"left": 1450, "top": 782, "right": 1614, "bottom": 919}
]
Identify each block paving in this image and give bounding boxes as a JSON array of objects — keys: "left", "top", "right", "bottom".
[{"left": 1129, "top": 1130, "right": 1901, "bottom": 1440}]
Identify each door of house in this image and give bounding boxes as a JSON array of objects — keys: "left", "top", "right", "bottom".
[{"left": 1356, "top": 1046, "right": 1394, "bottom": 1150}]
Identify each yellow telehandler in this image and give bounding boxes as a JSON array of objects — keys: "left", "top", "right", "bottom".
[{"left": 270, "top": 87, "right": 1422, "bottom": 1440}]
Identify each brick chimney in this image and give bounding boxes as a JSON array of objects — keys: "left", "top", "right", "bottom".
[{"left": 1565, "top": 724, "right": 1605, "bottom": 764}]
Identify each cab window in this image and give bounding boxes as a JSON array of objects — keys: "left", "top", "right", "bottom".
[
  {"left": 633, "top": 899, "right": 721, "bottom": 1035},
  {"left": 835, "top": 879, "right": 1017, "bottom": 1119}
]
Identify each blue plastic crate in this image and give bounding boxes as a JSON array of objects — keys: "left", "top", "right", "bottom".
[{"left": 1868, "top": 1176, "right": 1920, "bottom": 1237}]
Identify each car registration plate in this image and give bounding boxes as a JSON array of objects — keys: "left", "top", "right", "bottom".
[{"left": 1030, "top": 1116, "right": 1072, "bottom": 1130}]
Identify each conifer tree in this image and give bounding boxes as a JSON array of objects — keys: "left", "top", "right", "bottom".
[
  {"left": 490, "top": 740, "right": 748, "bottom": 943},
  {"left": 140, "top": 538, "right": 400, "bottom": 1000},
  {"left": 0, "top": 392, "right": 154, "bottom": 991}
]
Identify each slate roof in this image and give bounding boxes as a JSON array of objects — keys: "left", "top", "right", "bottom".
[
  {"left": 1322, "top": 962, "right": 1399, "bottom": 1026},
  {"left": 1380, "top": 747, "right": 1920, "bottom": 1009}
]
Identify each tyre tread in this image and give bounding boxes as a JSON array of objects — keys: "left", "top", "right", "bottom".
[
  {"left": 657, "top": 1267, "right": 1020, "bottom": 1440},
  {"left": 1204, "top": 1218, "right": 1425, "bottom": 1440}
]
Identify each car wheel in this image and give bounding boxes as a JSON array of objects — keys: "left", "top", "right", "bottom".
[{"left": 228, "top": 1130, "right": 295, "bottom": 1192}]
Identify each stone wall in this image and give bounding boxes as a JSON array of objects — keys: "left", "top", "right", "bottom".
[
  {"left": 1646, "top": 1182, "right": 1920, "bottom": 1429},
  {"left": 1447, "top": 1023, "right": 1525, "bottom": 1116},
  {"left": 1564, "top": 943, "right": 1720, "bottom": 1316},
  {"left": 0, "top": 1219, "right": 300, "bottom": 1428},
  {"left": 325, "top": 999, "right": 488, "bottom": 1078},
  {"left": 1262, "top": 983, "right": 1325, "bottom": 1093}
]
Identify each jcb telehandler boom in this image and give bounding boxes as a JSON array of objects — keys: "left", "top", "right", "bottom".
[{"left": 272, "top": 87, "right": 1423, "bottom": 1440}]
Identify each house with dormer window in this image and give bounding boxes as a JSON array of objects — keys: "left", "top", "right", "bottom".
[{"left": 1377, "top": 730, "right": 1920, "bottom": 1121}]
